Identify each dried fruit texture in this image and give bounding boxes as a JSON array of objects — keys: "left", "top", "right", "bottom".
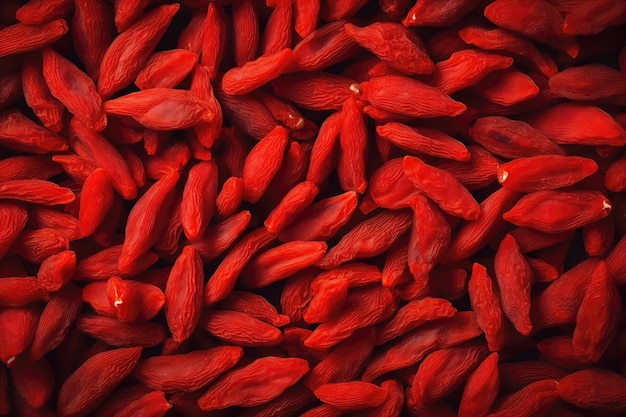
[
  {"left": 71, "top": 0, "right": 113, "bottom": 82},
  {"left": 362, "top": 312, "right": 482, "bottom": 382},
  {"left": 201, "top": 2, "right": 227, "bottom": 80},
  {"left": 412, "top": 343, "right": 489, "bottom": 404},
  {"left": 113, "top": 390, "right": 171, "bottom": 417},
  {"left": 2, "top": 1, "right": 626, "bottom": 415},
  {"left": 57, "top": 347, "right": 142, "bottom": 417},
  {"left": 503, "top": 191, "right": 612, "bottom": 233},
  {"left": 494, "top": 234, "right": 533, "bottom": 335},
  {"left": 0, "top": 202, "right": 28, "bottom": 258},
  {"left": 377, "top": 122, "right": 470, "bottom": 162},
  {"left": 360, "top": 75, "right": 466, "bottom": 118},
  {"left": 104, "top": 89, "right": 212, "bottom": 131},
  {"left": 527, "top": 103, "right": 626, "bottom": 146},
  {"left": 361, "top": 158, "right": 420, "bottom": 211},
  {"left": 314, "top": 381, "right": 387, "bottom": 410},
  {"left": 10, "top": 228, "right": 70, "bottom": 263},
  {"left": 344, "top": 22, "right": 433, "bottom": 74},
  {"left": 0, "top": 305, "right": 39, "bottom": 367},
  {"left": 69, "top": 118, "right": 136, "bottom": 200},
  {"left": 289, "top": 19, "right": 357, "bottom": 72},
  {"left": 30, "top": 285, "right": 82, "bottom": 361},
  {"left": 21, "top": 54, "right": 65, "bottom": 132},
  {"left": 0, "top": 109, "right": 69, "bottom": 153},
  {"left": 403, "top": 156, "right": 480, "bottom": 220},
  {"left": 458, "top": 26, "right": 558, "bottom": 77},
  {"left": 487, "top": 379, "right": 559, "bottom": 417},
  {"left": 165, "top": 246, "right": 204, "bottom": 343},
  {"left": 77, "top": 314, "right": 166, "bottom": 347},
  {"left": 219, "top": 291, "right": 289, "bottom": 327},
  {"left": 0, "top": 277, "right": 48, "bottom": 308},
  {"left": 42, "top": 48, "right": 106, "bottom": 131},
  {"left": 180, "top": 160, "right": 217, "bottom": 240},
  {"left": 377, "top": 298, "right": 456, "bottom": 345},
  {"left": 0, "top": 179, "right": 74, "bottom": 205},
  {"left": 337, "top": 95, "right": 368, "bottom": 194},
  {"left": 288, "top": 0, "right": 316, "bottom": 36},
  {"left": 430, "top": 49, "right": 514, "bottom": 95},
  {"left": 76, "top": 245, "right": 158, "bottom": 280},
  {"left": 200, "top": 309, "right": 283, "bottom": 347},
  {"left": 537, "top": 336, "right": 592, "bottom": 371},
  {"left": 237, "top": 385, "right": 314, "bottom": 417},
  {"left": 305, "top": 285, "right": 398, "bottom": 349},
  {"left": 13, "top": 0, "right": 68, "bottom": 24},
  {"left": 177, "top": 11, "right": 204, "bottom": 56},
  {"left": 10, "top": 357, "right": 55, "bottom": 408},
  {"left": 242, "top": 125, "right": 289, "bottom": 203},
  {"left": 83, "top": 279, "right": 164, "bottom": 322},
  {"left": 189, "top": 211, "right": 250, "bottom": 262},
  {"left": 572, "top": 261, "right": 621, "bottom": 362},
  {"left": 273, "top": 73, "right": 358, "bottom": 111},
  {"left": 0, "top": 71, "right": 21, "bottom": 110},
  {"left": 477, "top": 66, "right": 540, "bottom": 105},
  {"left": 563, "top": 0, "right": 626, "bottom": 36},
  {"left": 264, "top": 181, "right": 319, "bottom": 233},
  {"left": 300, "top": 404, "right": 343, "bottom": 417},
  {"left": 531, "top": 257, "right": 600, "bottom": 329},
  {"left": 0, "top": 19, "right": 69, "bottom": 58},
  {"left": 509, "top": 227, "right": 575, "bottom": 253},
  {"left": 37, "top": 250, "right": 76, "bottom": 292},
  {"left": 135, "top": 49, "right": 198, "bottom": 90},
  {"left": 232, "top": 0, "right": 259, "bottom": 67},
  {"left": 606, "top": 153, "right": 626, "bottom": 193},
  {"left": 408, "top": 195, "right": 452, "bottom": 281},
  {"left": 497, "top": 155, "right": 598, "bottom": 192},
  {"left": 189, "top": 65, "right": 223, "bottom": 150},
  {"left": 241, "top": 241, "right": 328, "bottom": 289},
  {"left": 469, "top": 116, "right": 564, "bottom": 159},
  {"left": 498, "top": 361, "right": 567, "bottom": 394},
  {"left": 283, "top": 327, "right": 328, "bottom": 363},
  {"left": 261, "top": 0, "right": 293, "bottom": 55},
  {"left": 403, "top": 0, "right": 482, "bottom": 26},
  {"left": 98, "top": 4, "right": 179, "bottom": 99},
  {"left": 119, "top": 171, "right": 179, "bottom": 274},
  {"left": 607, "top": 235, "right": 626, "bottom": 284},
  {"left": 204, "top": 227, "right": 277, "bottom": 304},
  {"left": 458, "top": 352, "right": 500, "bottom": 417},
  {"left": 362, "top": 379, "right": 404, "bottom": 417},
  {"left": 222, "top": 48, "right": 293, "bottom": 95},
  {"left": 484, "top": 0, "right": 578, "bottom": 58},
  {"left": 318, "top": 210, "right": 412, "bottom": 269},
  {"left": 279, "top": 191, "right": 358, "bottom": 242},
  {"left": 558, "top": 369, "right": 626, "bottom": 411},
  {"left": 304, "top": 278, "right": 349, "bottom": 324},
  {"left": 305, "top": 327, "right": 376, "bottom": 390},
  {"left": 468, "top": 263, "right": 507, "bottom": 352},
  {"left": 134, "top": 346, "right": 243, "bottom": 393},
  {"left": 79, "top": 168, "right": 114, "bottom": 237},
  {"left": 197, "top": 357, "right": 309, "bottom": 411},
  {"left": 548, "top": 64, "right": 626, "bottom": 103}
]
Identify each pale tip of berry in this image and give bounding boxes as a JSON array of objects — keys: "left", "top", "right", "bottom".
[
  {"left": 113, "top": 287, "right": 122, "bottom": 307},
  {"left": 349, "top": 83, "right": 361, "bottom": 95},
  {"left": 411, "top": 13, "right": 417, "bottom": 21},
  {"left": 603, "top": 199, "right": 612, "bottom": 211},
  {"left": 498, "top": 170, "right": 508, "bottom": 183},
  {"left": 289, "top": 115, "right": 305, "bottom": 130}
]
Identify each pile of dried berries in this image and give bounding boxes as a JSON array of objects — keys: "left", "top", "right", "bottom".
[{"left": 1, "top": 0, "right": 626, "bottom": 416}]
